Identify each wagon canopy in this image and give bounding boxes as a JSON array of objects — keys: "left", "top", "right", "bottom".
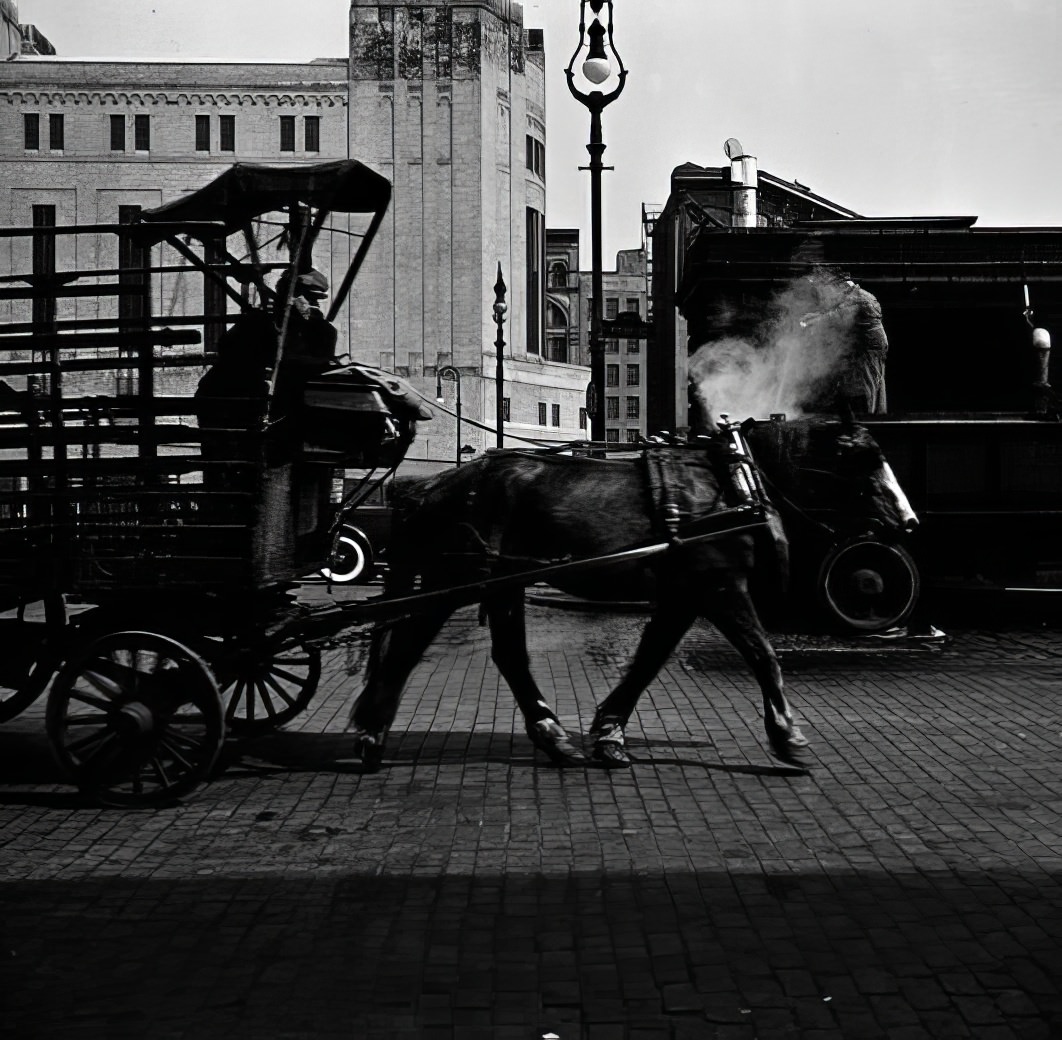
[{"left": 137, "top": 160, "right": 392, "bottom": 238}]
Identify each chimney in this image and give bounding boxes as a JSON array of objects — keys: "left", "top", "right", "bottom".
[
  {"left": 1032, "top": 326, "right": 1053, "bottom": 417},
  {"left": 724, "top": 138, "right": 757, "bottom": 228}
]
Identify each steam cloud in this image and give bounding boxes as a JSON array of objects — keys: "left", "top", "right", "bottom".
[{"left": 690, "top": 274, "right": 858, "bottom": 425}]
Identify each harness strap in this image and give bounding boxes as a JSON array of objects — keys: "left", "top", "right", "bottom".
[{"left": 641, "top": 449, "right": 685, "bottom": 540}]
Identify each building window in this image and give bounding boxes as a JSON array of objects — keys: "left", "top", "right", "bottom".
[
  {"left": 606, "top": 396, "right": 619, "bottom": 420},
  {"left": 548, "top": 260, "right": 567, "bottom": 288},
  {"left": 626, "top": 297, "right": 640, "bottom": 315},
  {"left": 606, "top": 364, "right": 619, "bottom": 387},
  {"left": 626, "top": 429, "right": 641, "bottom": 444},
  {"left": 606, "top": 429, "right": 620, "bottom": 443},
  {"left": 31, "top": 205, "right": 56, "bottom": 332},
  {"left": 626, "top": 364, "right": 640, "bottom": 387},
  {"left": 117, "top": 204, "right": 146, "bottom": 394},
  {"left": 109, "top": 115, "right": 125, "bottom": 152},
  {"left": 134, "top": 114, "right": 150, "bottom": 151},
  {"left": 605, "top": 297, "right": 618, "bottom": 320},
  {"left": 24, "top": 113, "right": 39, "bottom": 150},
  {"left": 280, "top": 115, "right": 296, "bottom": 152},
  {"left": 579, "top": 408, "right": 587, "bottom": 431},
  {"left": 195, "top": 115, "right": 210, "bottom": 152},
  {"left": 551, "top": 403, "right": 560, "bottom": 427},
  {"left": 219, "top": 114, "right": 236, "bottom": 152},
  {"left": 502, "top": 397, "right": 511, "bottom": 421},
  {"left": 626, "top": 396, "right": 640, "bottom": 419},
  {"left": 526, "top": 207, "right": 544, "bottom": 354},
  {"left": 538, "top": 402, "right": 547, "bottom": 426},
  {"left": 525, "top": 134, "right": 544, "bottom": 179},
  {"left": 305, "top": 115, "right": 320, "bottom": 152},
  {"left": 626, "top": 339, "right": 640, "bottom": 354},
  {"left": 49, "top": 113, "right": 64, "bottom": 151},
  {"left": 605, "top": 338, "right": 619, "bottom": 354},
  {"left": 546, "top": 336, "right": 567, "bottom": 363}
]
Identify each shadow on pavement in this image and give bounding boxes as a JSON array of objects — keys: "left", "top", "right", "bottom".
[
  {"left": 2, "top": 870, "right": 1059, "bottom": 1039},
  {"left": 226, "top": 731, "right": 808, "bottom": 779}
]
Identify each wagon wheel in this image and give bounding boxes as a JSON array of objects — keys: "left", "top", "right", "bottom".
[
  {"left": 0, "top": 623, "right": 57, "bottom": 723},
  {"left": 818, "top": 538, "right": 921, "bottom": 633},
  {"left": 217, "top": 631, "right": 322, "bottom": 737},
  {"left": 46, "top": 631, "right": 224, "bottom": 807}
]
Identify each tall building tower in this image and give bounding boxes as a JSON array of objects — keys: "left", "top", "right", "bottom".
[{"left": 348, "top": 1, "right": 589, "bottom": 458}]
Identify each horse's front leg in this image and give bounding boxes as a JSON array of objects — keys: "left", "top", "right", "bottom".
[
  {"left": 485, "top": 590, "right": 585, "bottom": 765},
  {"left": 590, "top": 600, "right": 698, "bottom": 768},
  {"left": 347, "top": 607, "right": 451, "bottom": 770},
  {"left": 704, "top": 576, "right": 810, "bottom": 766}
]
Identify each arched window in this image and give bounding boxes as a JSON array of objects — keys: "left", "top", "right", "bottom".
[
  {"left": 545, "top": 301, "right": 568, "bottom": 364},
  {"left": 548, "top": 260, "right": 568, "bottom": 289}
]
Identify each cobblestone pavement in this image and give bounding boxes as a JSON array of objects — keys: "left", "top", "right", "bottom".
[{"left": 1, "top": 594, "right": 1061, "bottom": 1039}]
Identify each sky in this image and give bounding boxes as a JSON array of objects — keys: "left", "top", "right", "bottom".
[{"left": 17, "top": 0, "right": 1062, "bottom": 262}]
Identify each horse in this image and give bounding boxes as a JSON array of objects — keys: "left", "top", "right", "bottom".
[{"left": 346, "top": 415, "right": 917, "bottom": 770}]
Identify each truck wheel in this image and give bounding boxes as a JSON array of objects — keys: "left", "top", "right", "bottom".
[
  {"left": 321, "top": 526, "right": 374, "bottom": 585},
  {"left": 818, "top": 538, "right": 921, "bottom": 633}
]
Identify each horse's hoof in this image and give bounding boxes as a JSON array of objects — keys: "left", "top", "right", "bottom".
[
  {"left": 352, "top": 728, "right": 386, "bottom": 772},
  {"left": 592, "top": 740, "right": 631, "bottom": 769},
  {"left": 589, "top": 717, "right": 630, "bottom": 769},
  {"left": 767, "top": 723, "right": 810, "bottom": 767},
  {"left": 526, "top": 719, "right": 586, "bottom": 766}
]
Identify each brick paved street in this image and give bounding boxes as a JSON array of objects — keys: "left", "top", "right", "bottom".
[{"left": 2, "top": 593, "right": 1061, "bottom": 1039}]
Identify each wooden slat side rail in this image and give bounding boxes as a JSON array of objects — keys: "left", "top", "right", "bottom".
[
  {"left": 0, "top": 330, "right": 202, "bottom": 351},
  {"left": 0, "top": 355, "right": 210, "bottom": 375},
  {"left": 0, "top": 221, "right": 227, "bottom": 239},
  {"left": 0, "top": 284, "right": 161, "bottom": 301},
  {"left": 0, "top": 315, "right": 227, "bottom": 335}
]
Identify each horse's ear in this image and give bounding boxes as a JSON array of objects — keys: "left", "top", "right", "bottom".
[{"left": 740, "top": 417, "right": 758, "bottom": 437}]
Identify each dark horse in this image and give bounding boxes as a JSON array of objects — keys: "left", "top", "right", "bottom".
[{"left": 347, "top": 417, "right": 917, "bottom": 769}]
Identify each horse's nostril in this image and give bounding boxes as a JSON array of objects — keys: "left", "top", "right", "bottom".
[{"left": 905, "top": 517, "right": 919, "bottom": 532}]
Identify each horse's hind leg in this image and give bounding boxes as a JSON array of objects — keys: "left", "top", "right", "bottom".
[
  {"left": 486, "top": 591, "right": 585, "bottom": 766},
  {"left": 347, "top": 608, "right": 451, "bottom": 770},
  {"left": 703, "top": 578, "right": 810, "bottom": 766},
  {"left": 590, "top": 601, "right": 698, "bottom": 767}
]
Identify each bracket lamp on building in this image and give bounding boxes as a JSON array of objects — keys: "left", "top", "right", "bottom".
[
  {"left": 435, "top": 364, "right": 466, "bottom": 467},
  {"left": 566, "top": 0, "right": 627, "bottom": 442}
]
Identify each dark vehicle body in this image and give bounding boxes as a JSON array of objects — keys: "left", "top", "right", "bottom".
[{"left": 865, "top": 416, "right": 1062, "bottom": 606}]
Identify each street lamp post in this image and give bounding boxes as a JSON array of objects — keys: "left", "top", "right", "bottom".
[
  {"left": 435, "top": 364, "right": 464, "bottom": 466},
  {"left": 566, "top": 0, "right": 627, "bottom": 443},
  {"left": 493, "top": 264, "right": 507, "bottom": 449}
]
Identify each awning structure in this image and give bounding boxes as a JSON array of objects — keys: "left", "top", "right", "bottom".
[{"left": 137, "top": 160, "right": 392, "bottom": 239}]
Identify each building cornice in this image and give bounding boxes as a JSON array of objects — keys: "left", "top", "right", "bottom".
[{"left": 2, "top": 89, "right": 347, "bottom": 107}]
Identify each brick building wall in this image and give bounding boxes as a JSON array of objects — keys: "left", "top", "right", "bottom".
[{"left": 574, "top": 248, "right": 649, "bottom": 443}]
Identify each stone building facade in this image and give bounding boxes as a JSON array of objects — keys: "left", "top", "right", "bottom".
[
  {"left": 593, "top": 247, "right": 649, "bottom": 443},
  {"left": 348, "top": 0, "right": 588, "bottom": 457}
]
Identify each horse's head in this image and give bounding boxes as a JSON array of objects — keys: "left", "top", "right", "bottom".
[{"left": 747, "top": 416, "right": 918, "bottom": 538}]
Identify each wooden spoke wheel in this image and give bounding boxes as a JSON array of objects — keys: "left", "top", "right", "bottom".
[
  {"left": 818, "top": 538, "right": 921, "bottom": 633},
  {"left": 46, "top": 631, "right": 224, "bottom": 807},
  {"left": 0, "top": 622, "right": 56, "bottom": 723},
  {"left": 218, "top": 633, "right": 322, "bottom": 737}
]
